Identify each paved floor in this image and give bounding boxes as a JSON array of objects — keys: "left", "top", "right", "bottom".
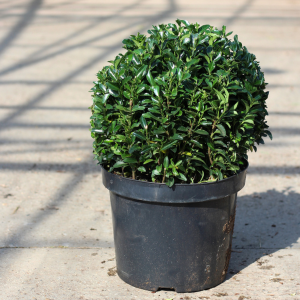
[{"left": 0, "top": 0, "right": 300, "bottom": 299}]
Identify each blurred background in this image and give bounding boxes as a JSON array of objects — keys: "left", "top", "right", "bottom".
[{"left": 0, "top": 0, "right": 299, "bottom": 298}]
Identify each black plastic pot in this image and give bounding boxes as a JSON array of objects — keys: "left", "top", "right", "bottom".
[{"left": 102, "top": 164, "right": 248, "bottom": 293}]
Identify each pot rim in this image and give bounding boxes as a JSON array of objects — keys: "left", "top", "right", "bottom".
[
  {"left": 100, "top": 160, "right": 248, "bottom": 187},
  {"left": 101, "top": 160, "right": 248, "bottom": 203}
]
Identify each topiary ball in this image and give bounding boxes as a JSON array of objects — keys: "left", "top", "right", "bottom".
[{"left": 90, "top": 19, "right": 271, "bottom": 187}]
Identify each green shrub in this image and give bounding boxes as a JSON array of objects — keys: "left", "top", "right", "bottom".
[{"left": 89, "top": 19, "right": 271, "bottom": 187}]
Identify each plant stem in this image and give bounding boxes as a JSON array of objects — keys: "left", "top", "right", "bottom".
[
  {"left": 208, "top": 148, "right": 213, "bottom": 165},
  {"left": 132, "top": 170, "right": 136, "bottom": 180},
  {"left": 162, "top": 168, "right": 166, "bottom": 183},
  {"left": 184, "top": 143, "right": 195, "bottom": 176},
  {"left": 208, "top": 120, "right": 217, "bottom": 166},
  {"left": 177, "top": 140, "right": 186, "bottom": 161}
]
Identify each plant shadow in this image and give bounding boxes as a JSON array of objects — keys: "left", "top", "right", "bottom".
[{"left": 226, "top": 187, "right": 300, "bottom": 279}]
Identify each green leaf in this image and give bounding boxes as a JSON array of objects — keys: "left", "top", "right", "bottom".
[
  {"left": 106, "top": 82, "right": 119, "bottom": 91},
  {"left": 197, "top": 35, "right": 209, "bottom": 45},
  {"left": 208, "top": 61, "right": 215, "bottom": 72},
  {"left": 182, "top": 73, "right": 191, "bottom": 80},
  {"left": 124, "top": 157, "right": 138, "bottom": 163},
  {"left": 91, "top": 129, "right": 104, "bottom": 134},
  {"left": 171, "top": 107, "right": 180, "bottom": 115},
  {"left": 177, "top": 69, "right": 183, "bottom": 81},
  {"left": 153, "top": 128, "right": 166, "bottom": 134},
  {"left": 227, "top": 85, "right": 241, "bottom": 90},
  {"left": 199, "top": 24, "right": 210, "bottom": 33},
  {"left": 138, "top": 166, "right": 146, "bottom": 172},
  {"left": 177, "top": 126, "right": 188, "bottom": 132},
  {"left": 216, "top": 124, "right": 226, "bottom": 137},
  {"left": 140, "top": 115, "right": 147, "bottom": 129},
  {"left": 156, "top": 165, "right": 162, "bottom": 173},
  {"left": 118, "top": 68, "right": 125, "bottom": 76},
  {"left": 217, "top": 169, "right": 223, "bottom": 180},
  {"left": 113, "top": 125, "right": 121, "bottom": 133},
  {"left": 122, "top": 76, "right": 132, "bottom": 85},
  {"left": 98, "top": 83, "right": 106, "bottom": 92},
  {"left": 191, "top": 156, "right": 205, "bottom": 163},
  {"left": 208, "top": 142, "right": 215, "bottom": 150},
  {"left": 214, "top": 140, "right": 227, "bottom": 148},
  {"left": 166, "top": 177, "right": 174, "bottom": 187},
  {"left": 108, "top": 89, "right": 119, "bottom": 97},
  {"left": 137, "top": 86, "right": 145, "bottom": 94},
  {"left": 206, "top": 46, "right": 213, "bottom": 54},
  {"left": 180, "top": 19, "right": 190, "bottom": 27},
  {"left": 92, "top": 103, "right": 102, "bottom": 111},
  {"left": 172, "top": 168, "right": 179, "bottom": 176},
  {"left": 181, "top": 35, "right": 190, "bottom": 44},
  {"left": 144, "top": 159, "right": 154, "bottom": 164},
  {"left": 132, "top": 131, "right": 146, "bottom": 141},
  {"left": 151, "top": 97, "right": 159, "bottom": 104},
  {"left": 257, "top": 138, "right": 265, "bottom": 144},
  {"left": 142, "top": 112, "right": 161, "bottom": 121},
  {"left": 152, "top": 85, "right": 160, "bottom": 97},
  {"left": 113, "top": 161, "right": 128, "bottom": 168},
  {"left": 123, "top": 91, "right": 131, "bottom": 99},
  {"left": 213, "top": 52, "right": 222, "bottom": 62},
  {"left": 135, "top": 65, "right": 147, "bottom": 80},
  {"left": 140, "top": 145, "right": 152, "bottom": 154},
  {"left": 205, "top": 78, "right": 212, "bottom": 89},
  {"left": 200, "top": 121, "right": 212, "bottom": 126},
  {"left": 148, "top": 107, "right": 160, "bottom": 114},
  {"left": 177, "top": 173, "right": 187, "bottom": 181},
  {"left": 216, "top": 162, "right": 226, "bottom": 170},
  {"left": 122, "top": 39, "right": 134, "bottom": 47},
  {"left": 100, "top": 93, "right": 110, "bottom": 104},
  {"left": 170, "top": 133, "right": 184, "bottom": 140},
  {"left": 146, "top": 70, "right": 155, "bottom": 86},
  {"left": 107, "top": 69, "right": 117, "bottom": 81},
  {"left": 216, "top": 149, "right": 230, "bottom": 161},
  {"left": 133, "top": 49, "right": 144, "bottom": 55},
  {"left": 194, "top": 129, "right": 209, "bottom": 135},
  {"left": 165, "top": 28, "right": 177, "bottom": 39},
  {"left": 132, "top": 54, "right": 141, "bottom": 65},
  {"left": 171, "top": 88, "right": 178, "bottom": 96},
  {"left": 115, "top": 135, "right": 126, "bottom": 141},
  {"left": 186, "top": 58, "right": 199, "bottom": 68},
  {"left": 161, "top": 140, "right": 178, "bottom": 151},
  {"left": 163, "top": 156, "right": 169, "bottom": 169},
  {"left": 131, "top": 123, "right": 140, "bottom": 130},
  {"left": 175, "top": 160, "right": 183, "bottom": 167},
  {"left": 152, "top": 169, "right": 161, "bottom": 176},
  {"left": 115, "top": 105, "right": 130, "bottom": 112},
  {"left": 129, "top": 144, "right": 141, "bottom": 154},
  {"left": 264, "top": 130, "right": 273, "bottom": 140},
  {"left": 191, "top": 139, "right": 202, "bottom": 148}
]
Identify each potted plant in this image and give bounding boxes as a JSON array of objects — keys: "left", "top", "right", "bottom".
[{"left": 89, "top": 19, "right": 271, "bottom": 293}]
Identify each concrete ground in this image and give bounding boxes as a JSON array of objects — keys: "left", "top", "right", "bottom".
[{"left": 0, "top": 0, "right": 300, "bottom": 299}]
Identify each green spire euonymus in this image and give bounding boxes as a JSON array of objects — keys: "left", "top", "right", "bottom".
[{"left": 90, "top": 19, "right": 271, "bottom": 187}]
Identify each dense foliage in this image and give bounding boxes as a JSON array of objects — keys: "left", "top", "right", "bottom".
[{"left": 90, "top": 20, "right": 271, "bottom": 187}]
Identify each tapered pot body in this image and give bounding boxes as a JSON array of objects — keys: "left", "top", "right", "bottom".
[{"left": 102, "top": 164, "right": 247, "bottom": 293}]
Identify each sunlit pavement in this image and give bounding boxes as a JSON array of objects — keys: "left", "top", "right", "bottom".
[{"left": 0, "top": 0, "right": 300, "bottom": 299}]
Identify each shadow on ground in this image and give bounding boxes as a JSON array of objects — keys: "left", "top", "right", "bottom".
[{"left": 226, "top": 188, "right": 300, "bottom": 279}]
